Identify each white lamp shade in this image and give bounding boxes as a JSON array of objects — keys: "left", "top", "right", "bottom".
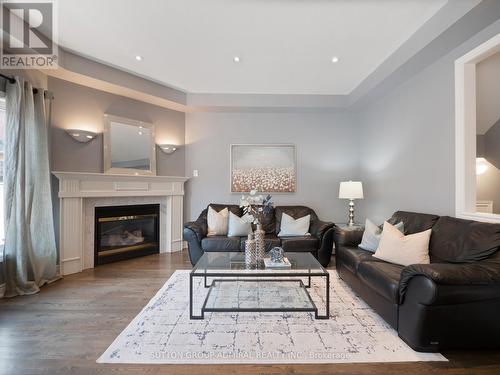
[{"left": 339, "top": 181, "right": 364, "bottom": 199}]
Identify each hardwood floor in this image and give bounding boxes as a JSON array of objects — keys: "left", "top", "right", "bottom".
[{"left": 1, "top": 250, "right": 499, "bottom": 375}]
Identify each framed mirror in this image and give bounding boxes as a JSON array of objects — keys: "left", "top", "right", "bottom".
[{"left": 103, "top": 114, "right": 156, "bottom": 175}]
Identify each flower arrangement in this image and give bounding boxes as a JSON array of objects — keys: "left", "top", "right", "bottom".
[{"left": 240, "top": 190, "right": 274, "bottom": 225}]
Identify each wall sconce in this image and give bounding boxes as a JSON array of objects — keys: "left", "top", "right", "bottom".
[
  {"left": 65, "top": 129, "right": 98, "bottom": 143},
  {"left": 158, "top": 144, "right": 178, "bottom": 154}
]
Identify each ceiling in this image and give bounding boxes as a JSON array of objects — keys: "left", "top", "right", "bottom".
[{"left": 58, "top": 0, "right": 448, "bottom": 95}]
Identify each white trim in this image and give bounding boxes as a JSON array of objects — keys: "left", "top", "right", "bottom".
[
  {"left": 52, "top": 172, "right": 188, "bottom": 275},
  {"left": 52, "top": 171, "right": 188, "bottom": 182},
  {"left": 455, "top": 33, "right": 500, "bottom": 223}
]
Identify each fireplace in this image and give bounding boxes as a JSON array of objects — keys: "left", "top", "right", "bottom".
[{"left": 94, "top": 204, "right": 160, "bottom": 265}]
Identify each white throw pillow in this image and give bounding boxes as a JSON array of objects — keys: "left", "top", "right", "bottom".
[
  {"left": 373, "top": 221, "right": 431, "bottom": 266},
  {"left": 207, "top": 206, "right": 229, "bottom": 236},
  {"left": 359, "top": 219, "right": 404, "bottom": 252},
  {"left": 227, "top": 212, "right": 253, "bottom": 237},
  {"left": 278, "top": 213, "right": 311, "bottom": 237}
]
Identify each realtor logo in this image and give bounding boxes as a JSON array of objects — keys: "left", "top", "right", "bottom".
[{"left": 1, "top": 1, "right": 58, "bottom": 69}]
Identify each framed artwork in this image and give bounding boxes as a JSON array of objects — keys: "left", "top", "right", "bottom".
[{"left": 230, "top": 144, "right": 296, "bottom": 193}]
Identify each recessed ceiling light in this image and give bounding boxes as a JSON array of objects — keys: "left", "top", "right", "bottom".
[
  {"left": 331, "top": 56, "right": 339, "bottom": 63},
  {"left": 135, "top": 55, "right": 142, "bottom": 61},
  {"left": 233, "top": 56, "right": 240, "bottom": 63}
]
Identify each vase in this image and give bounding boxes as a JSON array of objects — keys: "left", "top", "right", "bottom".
[
  {"left": 254, "top": 223, "right": 266, "bottom": 262},
  {"left": 244, "top": 233, "right": 257, "bottom": 268}
]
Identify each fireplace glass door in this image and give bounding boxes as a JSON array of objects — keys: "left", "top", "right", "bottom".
[{"left": 95, "top": 204, "right": 160, "bottom": 265}]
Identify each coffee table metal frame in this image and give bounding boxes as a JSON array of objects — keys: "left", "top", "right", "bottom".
[{"left": 189, "top": 252, "right": 330, "bottom": 320}]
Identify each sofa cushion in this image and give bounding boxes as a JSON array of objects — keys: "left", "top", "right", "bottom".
[
  {"left": 359, "top": 218, "right": 404, "bottom": 252},
  {"left": 207, "top": 206, "right": 229, "bottom": 236},
  {"left": 256, "top": 206, "right": 276, "bottom": 234},
  {"left": 429, "top": 216, "right": 500, "bottom": 263},
  {"left": 239, "top": 234, "right": 280, "bottom": 252},
  {"left": 373, "top": 222, "right": 431, "bottom": 266},
  {"left": 201, "top": 236, "right": 240, "bottom": 252},
  {"left": 263, "top": 234, "right": 281, "bottom": 252},
  {"left": 275, "top": 206, "right": 318, "bottom": 234},
  {"left": 337, "top": 246, "right": 380, "bottom": 274},
  {"left": 281, "top": 236, "right": 319, "bottom": 252},
  {"left": 278, "top": 213, "right": 311, "bottom": 237},
  {"left": 388, "top": 211, "right": 439, "bottom": 235},
  {"left": 358, "top": 261, "right": 404, "bottom": 303},
  {"left": 227, "top": 212, "right": 252, "bottom": 237}
]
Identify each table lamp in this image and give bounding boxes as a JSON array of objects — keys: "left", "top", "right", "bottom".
[{"left": 339, "top": 181, "right": 364, "bottom": 226}]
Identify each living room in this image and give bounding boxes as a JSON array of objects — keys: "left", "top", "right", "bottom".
[{"left": 1, "top": 0, "right": 500, "bottom": 374}]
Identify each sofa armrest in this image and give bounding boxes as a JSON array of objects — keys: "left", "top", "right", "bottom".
[
  {"left": 399, "top": 261, "right": 500, "bottom": 303},
  {"left": 310, "top": 219, "right": 334, "bottom": 239},
  {"left": 309, "top": 220, "right": 335, "bottom": 267},
  {"left": 184, "top": 219, "right": 207, "bottom": 242},
  {"left": 183, "top": 210, "right": 208, "bottom": 265},
  {"left": 333, "top": 226, "right": 364, "bottom": 248}
]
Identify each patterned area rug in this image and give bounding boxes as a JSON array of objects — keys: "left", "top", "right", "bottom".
[{"left": 97, "top": 270, "right": 447, "bottom": 364}]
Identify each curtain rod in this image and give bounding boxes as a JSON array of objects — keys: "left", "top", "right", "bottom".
[
  {"left": 0, "top": 73, "right": 54, "bottom": 99},
  {"left": 0, "top": 73, "right": 16, "bottom": 84}
]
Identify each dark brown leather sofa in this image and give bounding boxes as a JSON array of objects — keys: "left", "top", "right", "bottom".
[
  {"left": 336, "top": 211, "right": 500, "bottom": 352},
  {"left": 184, "top": 204, "right": 335, "bottom": 267}
]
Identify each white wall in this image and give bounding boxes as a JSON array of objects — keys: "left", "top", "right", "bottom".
[{"left": 185, "top": 112, "right": 360, "bottom": 222}]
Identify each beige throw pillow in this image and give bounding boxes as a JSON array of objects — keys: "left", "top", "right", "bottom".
[
  {"left": 373, "top": 221, "right": 431, "bottom": 266},
  {"left": 207, "top": 206, "right": 229, "bottom": 236}
]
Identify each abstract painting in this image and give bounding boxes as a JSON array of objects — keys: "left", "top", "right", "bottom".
[{"left": 230, "top": 144, "right": 296, "bottom": 193}]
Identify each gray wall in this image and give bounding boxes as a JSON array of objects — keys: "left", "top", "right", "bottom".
[
  {"left": 477, "top": 119, "right": 500, "bottom": 213},
  {"left": 185, "top": 112, "right": 360, "bottom": 222},
  {"left": 48, "top": 77, "right": 185, "bottom": 176},
  {"left": 357, "top": 19, "right": 500, "bottom": 224},
  {"left": 484, "top": 119, "right": 500, "bottom": 170}
]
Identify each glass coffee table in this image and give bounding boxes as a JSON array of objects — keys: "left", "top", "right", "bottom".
[{"left": 189, "top": 252, "right": 330, "bottom": 320}]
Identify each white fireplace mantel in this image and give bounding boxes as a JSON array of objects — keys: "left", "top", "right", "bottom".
[{"left": 53, "top": 171, "right": 189, "bottom": 275}]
